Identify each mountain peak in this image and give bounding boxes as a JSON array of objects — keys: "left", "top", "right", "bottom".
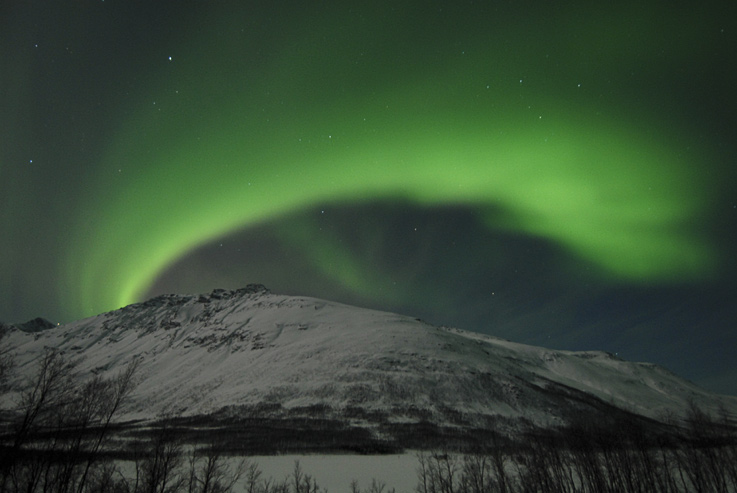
[{"left": 3, "top": 287, "right": 736, "bottom": 451}]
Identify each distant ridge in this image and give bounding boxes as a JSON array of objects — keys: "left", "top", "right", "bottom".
[{"left": 2, "top": 317, "right": 56, "bottom": 333}]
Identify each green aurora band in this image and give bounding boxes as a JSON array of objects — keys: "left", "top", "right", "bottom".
[{"left": 64, "top": 3, "right": 720, "bottom": 319}]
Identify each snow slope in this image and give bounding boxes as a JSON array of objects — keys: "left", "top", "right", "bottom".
[{"left": 3, "top": 285, "right": 736, "bottom": 433}]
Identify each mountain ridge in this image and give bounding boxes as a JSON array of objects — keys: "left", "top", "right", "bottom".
[{"left": 3, "top": 285, "right": 736, "bottom": 450}]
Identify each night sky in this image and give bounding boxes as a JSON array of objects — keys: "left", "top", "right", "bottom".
[{"left": 2, "top": 1, "right": 736, "bottom": 394}]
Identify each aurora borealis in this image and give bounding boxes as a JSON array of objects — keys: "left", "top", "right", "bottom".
[{"left": 2, "top": 1, "right": 736, "bottom": 393}]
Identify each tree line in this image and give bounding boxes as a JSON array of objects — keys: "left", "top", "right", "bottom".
[{"left": 413, "top": 401, "right": 737, "bottom": 492}]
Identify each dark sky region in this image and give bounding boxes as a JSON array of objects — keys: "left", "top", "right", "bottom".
[{"left": 2, "top": 1, "right": 736, "bottom": 394}]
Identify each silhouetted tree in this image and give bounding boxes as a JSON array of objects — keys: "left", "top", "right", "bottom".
[
  {"left": 0, "top": 350, "right": 138, "bottom": 493},
  {"left": 185, "top": 445, "right": 246, "bottom": 493},
  {"left": 0, "top": 325, "right": 13, "bottom": 393}
]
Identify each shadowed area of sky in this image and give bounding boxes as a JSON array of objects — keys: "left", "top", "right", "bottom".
[{"left": 1, "top": 1, "right": 736, "bottom": 394}]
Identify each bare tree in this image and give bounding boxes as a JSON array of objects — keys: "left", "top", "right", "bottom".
[
  {"left": 0, "top": 325, "right": 15, "bottom": 482},
  {"left": 414, "top": 451, "right": 461, "bottom": 493},
  {"left": 76, "top": 359, "right": 140, "bottom": 492},
  {"left": 242, "top": 460, "right": 263, "bottom": 493},
  {"left": 186, "top": 446, "right": 246, "bottom": 493},
  {"left": 0, "top": 324, "right": 14, "bottom": 393},
  {"left": 290, "top": 461, "right": 320, "bottom": 493},
  {"left": 0, "top": 349, "right": 76, "bottom": 491},
  {"left": 0, "top": 351, "right": 139, "bottom": 493},
  {"left": 133, "top": 423, "right": 187, "bottom": 493}
]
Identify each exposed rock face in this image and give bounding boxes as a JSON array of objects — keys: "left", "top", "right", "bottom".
[{"left": 2, "top": 317, "right": 56, "bottom": 333}]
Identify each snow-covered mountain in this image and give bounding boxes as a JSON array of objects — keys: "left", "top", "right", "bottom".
[{"left": 3, "top": 285, "right": 736, "bottom": 449}]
